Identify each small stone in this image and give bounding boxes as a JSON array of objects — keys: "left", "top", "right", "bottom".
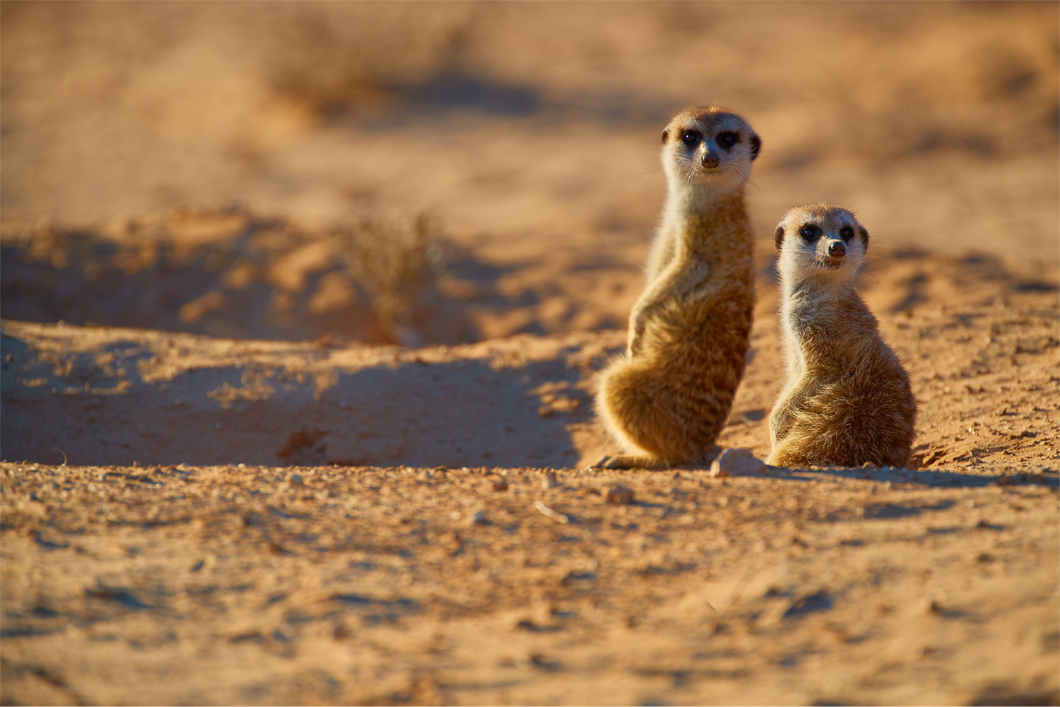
[
  {"left": 538, "top": 406, "right": 553, "bottom": 418},
  {"left": 605, "top": 485, "right": 634, "bottom": 505},
  {"left": 492, "top": 478, "right": 509, "bottom": 492},
  {"left": 287, "top": 473, "right": 304, "bottom": 487},
  {"left": 472, "top": 511, "right": 489, "bottom": 526},
  {"left": 542, "top": 472, "right": 560, "bottom": 490},
  {"left": 861, "top": 461, "right": 878, "bottom": 470},
  {"left": 710, "top": 448, "right": 765, "bottom": 477},
  {"left": 534, "top": 501, "right": 568, "bottom": 524}
]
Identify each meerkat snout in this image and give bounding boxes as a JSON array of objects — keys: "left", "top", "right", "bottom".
[
  {"left": 827, "top": 241, "right": 846, "bottom": 257},
  {"left": 701, "top": 152, "right": 720, "bottom": 169}
]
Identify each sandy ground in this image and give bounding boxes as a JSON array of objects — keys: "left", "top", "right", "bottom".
[{"left": 2, "top": 2, "right": 1059, "bottom": 705}]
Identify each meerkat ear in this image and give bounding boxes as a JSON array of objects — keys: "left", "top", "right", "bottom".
[
  {"left": 773, "top": 224, "right": 785, "bottom": 252},
  {"left": 858, "top": 226, "right": 869, "bottom": 247},
  {"left": 661, "top": 128, "right": 670, "bottom": 144},
  {"left": 749, "top": 133, "right": 761, "bottom": 161}
]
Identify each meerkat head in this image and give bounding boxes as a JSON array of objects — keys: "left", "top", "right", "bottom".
[
  {"left": 774, "top": 204, "right": 869, "bottom": 285},
  {"left": 660, "top": 106, "right": 760, "bottom": 193}
]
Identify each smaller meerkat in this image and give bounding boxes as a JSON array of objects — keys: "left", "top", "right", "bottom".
[
  {"left": 595, "top": 106, "right": 760, "bottom": 469},
  {"left": 768, "top": 204, "right": 916, "bottom": 468}
]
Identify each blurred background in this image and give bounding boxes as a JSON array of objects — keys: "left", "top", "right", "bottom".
[{"left": 2, "top": 1, "right": 1057, "bottom": 345}]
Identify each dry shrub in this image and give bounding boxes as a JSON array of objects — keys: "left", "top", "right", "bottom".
[{"left": 342, "top": 213, "right": 443, "bottom": 338}]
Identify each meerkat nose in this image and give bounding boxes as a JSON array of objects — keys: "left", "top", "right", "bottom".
[
  {"left": 701, "top": 153, "right": 720, "bottom": 169},
  {"left": 828, "top": 241, "right": 846, "bottom": 257}
]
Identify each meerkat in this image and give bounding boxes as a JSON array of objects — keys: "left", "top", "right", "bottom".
[
  {"left": 768, "top": 204, "right": 917, "bottom": 468},
  {"left": 594, "top": 106, "right": 761, "bottom": 469}
]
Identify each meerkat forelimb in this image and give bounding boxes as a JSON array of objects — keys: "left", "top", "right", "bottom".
[
  {"left": 767, "top": 204, "right": 917, "bottom": 469},
  {"left": 594, "top": 106, "right": 761, "bottom": 469}
]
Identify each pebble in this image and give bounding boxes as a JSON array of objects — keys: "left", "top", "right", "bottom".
[
  {"left": 710, "top": 448, "right": 765, "bottom": 477},
  {"left": 492, "top": 478, "right": 509, "bottom": 492},
  {"left": 472, "top": 511, "right": 489, "bottom": 526},
  {"left": 605, "top": 485, "right": 634, "bottom": 505},
  {"left": 534, "top": 500, "right": 568, "bottom": 524},
  {"left": 542, "top": 472, "right": 560, "bottom": 490},
  {"left": 287, "top": 473, "right": 304, "bottom": 487}
]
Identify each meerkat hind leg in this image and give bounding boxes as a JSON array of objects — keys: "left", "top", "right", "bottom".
[
  {"left": 591, "top": 454, "right": 667, "bottom": 470},
  {"left": 592, "top": 444, "right": 721, "bottom": 470}
]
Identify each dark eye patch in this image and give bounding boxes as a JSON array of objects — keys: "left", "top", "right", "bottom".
[
  {"left": 839, "top": 226, "right": 854, "bottom": 241},
  {"left": 799, "top": 224, "right": 818, "bottom": 241},
  {"left": 716, "top": 131, "right": 739, "bottom": 149},
  {"left": 681, "top": 130, "right": 701, "bottom": 147}
]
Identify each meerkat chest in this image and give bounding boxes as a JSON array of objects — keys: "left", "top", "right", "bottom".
[{"left": 784, "top": 297, "right": 854, "bottom": 363}]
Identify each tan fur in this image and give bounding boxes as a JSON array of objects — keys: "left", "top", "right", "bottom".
[
  {"left": 594, "top": 107, "right": 759, "bottom": 469},
  {"left": 768, "top": 204, "right": 917, "bottom": 468}
]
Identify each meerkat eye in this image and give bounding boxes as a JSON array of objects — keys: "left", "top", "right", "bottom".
[
  {"left": 681, "top": 130, "right": 701, "bottom": 147},
  {"left": 839, "top": 226, "right": 854, "bottom": 241},
  {"left": 716, "top": 131, "right": 739, "bottom": 149},
  {"left": 800, "top": 225, "right": 818, "bottom": 241}
]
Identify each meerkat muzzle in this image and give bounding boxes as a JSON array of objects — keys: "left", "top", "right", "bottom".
[{"left": 820, "top": 241, "right": 846, "bottom": 269}]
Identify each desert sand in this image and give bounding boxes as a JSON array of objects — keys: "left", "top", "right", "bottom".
[{"left": 2, "top": 3, "right": 1058, "bottom": 705}]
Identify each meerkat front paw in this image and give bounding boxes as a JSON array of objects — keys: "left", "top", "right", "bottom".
[{"left": 679, "top": 256, "right": 712, "bottom": 299}]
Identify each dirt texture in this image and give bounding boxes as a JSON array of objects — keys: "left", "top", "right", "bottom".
[{"left": 2, "top": 3, "right": 1059, "bottom": 705}]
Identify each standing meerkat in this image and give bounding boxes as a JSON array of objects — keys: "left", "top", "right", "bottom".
[
  {"left": 594, "top": 106, "right": 761, "bottom": 469},
  {"left": 768, "top": 204, "right": 917, "bottom": 468}
]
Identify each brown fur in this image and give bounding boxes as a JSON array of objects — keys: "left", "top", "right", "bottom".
[
  {"left": 595, "top": 107, "right": 759, "bottom": 469},
  {"left": 768, "top": 205, "right": 917, "bottom": 468}
]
